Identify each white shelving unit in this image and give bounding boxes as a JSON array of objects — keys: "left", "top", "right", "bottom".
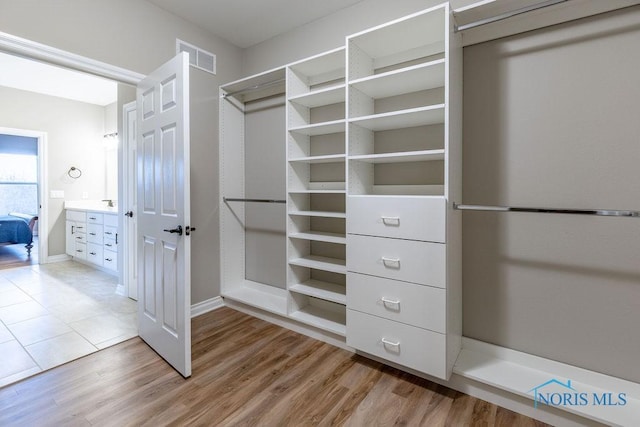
[
  {"left": 286, "top": 48, "right": 348, "bottom": 336},
  {"left": 345, "top": 3, "right": 462, "bottom": 380},
  {"left": 219, "top": 4, "right": 461, "bottom": 381}
]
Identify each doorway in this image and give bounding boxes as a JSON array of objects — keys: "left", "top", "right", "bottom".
[{"left": 0, "top": 51, "right": 138, "bottom": 387}]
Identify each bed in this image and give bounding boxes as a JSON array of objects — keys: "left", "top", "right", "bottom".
[{"left": 0, "top": 213, "right": 38, "bottom": 255}]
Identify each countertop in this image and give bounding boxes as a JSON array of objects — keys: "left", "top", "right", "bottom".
[{"left": 64, "top": 200, "right": 118, "bottom": 214}]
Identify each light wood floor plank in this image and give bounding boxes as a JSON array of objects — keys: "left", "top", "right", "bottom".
[{"left": 0, "top": 307, "right": 552, "bottom": 426}]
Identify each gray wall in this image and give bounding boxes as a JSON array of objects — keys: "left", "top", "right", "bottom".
[
  {"left": 0, "top": 0, "right": 243, "bottom": 304},
  {"left": 0, "top": 86, "right": 109, "bottom": 256},
  {"left": 242, "top": 3, "right": 640, "bottom": 383}
]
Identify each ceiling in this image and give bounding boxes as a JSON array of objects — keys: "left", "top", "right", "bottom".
[
  {"left": 146, "top": 0, "right": 366, "bottom": 48},
  {"left": 0, "top": 52, "right": 117, "bottom": 106}
]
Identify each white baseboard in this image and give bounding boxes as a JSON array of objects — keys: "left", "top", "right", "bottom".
[
  {"left": 191, "top": 296, "right": 224, "bottom": 318},
  {"left": 44, "top": 254, "right": 71, "bottom": 264},
  {"left": 115, "top": 284, "right": 126, "bottom": 296}
]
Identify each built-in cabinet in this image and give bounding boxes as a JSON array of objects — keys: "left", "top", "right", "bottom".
[
  {"left": 66, "top": 209, "right": 118, "bottom": 273},
  {"left": 220, "top": 2, "right": 460, "bottom": 380}
]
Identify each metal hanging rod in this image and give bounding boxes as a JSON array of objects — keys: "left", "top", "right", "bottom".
[
  {"left": 453, "top": 203, "right": 640, "bottom": 218},
  {"left": 221, "top": 78, "right": 286, "bottom": 99},
  {"left": 224, "top": 197, "right": 286, "bottom": 204},
  {"left": 454, "top": 0, "right": 568, "bottom": 32}
]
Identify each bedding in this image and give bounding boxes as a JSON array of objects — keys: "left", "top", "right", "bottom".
[{"left": 0, "top": 213, "right": 38, "bottom": 255}]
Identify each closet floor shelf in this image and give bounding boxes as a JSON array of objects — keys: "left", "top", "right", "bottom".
[{"left": 222, "top": 281, "right": 288, "bottom": 316}]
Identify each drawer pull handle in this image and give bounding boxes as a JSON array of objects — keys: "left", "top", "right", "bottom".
[
  {"left": 76, "top": 249, "right": 83, "bottom": 253},
  {"left": 76, "top": 236, "right": 83, "bottom": 240},
  {"left": 381, "top": 216, "right": 400, "bottom": 226},
  {"left": 76, "top": 226, "right": 84, "bottom": 229},
  {"left": 381, "top": 338, "right": 400, "bottom": 352},
  {"left": 105, "top": 243, "right": 112, "bottom": 247},
  {"left": 89, "top": 252, "right": 97, "bottom": 255},
  {"left": 89, "top": 217, "right": 97, "bottom": 220},
  {"left": 381, "top": 257, "right": 400, "bottom": 268},
  {"left": 380, "top": 297, "right": 401, "bottom": 310},
  {"left": 89, "top": 232, "right": 96, "bottom": 236},
  {"left": 105, "top": 258, "right": 113, "bottom": 262},
  {"left": 105, "top": 232, "right": 113, "bottom": 235}
]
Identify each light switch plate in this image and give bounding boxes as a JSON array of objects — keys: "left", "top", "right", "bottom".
[{"left": 50, "top": 190, "right": 64, "bottom": 199}]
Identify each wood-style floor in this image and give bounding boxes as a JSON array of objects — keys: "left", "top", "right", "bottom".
[{"left": 0, "top": 307, "right": 550, "bottom": 426}]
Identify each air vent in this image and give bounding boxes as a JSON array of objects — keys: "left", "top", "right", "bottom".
[{"left": 176, "top": 39, "right": 216, "bottom": 75}]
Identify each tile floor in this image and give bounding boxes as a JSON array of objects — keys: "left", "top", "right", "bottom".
[{"left": 0, "top": 261, "right": 137, "bottom": 388}]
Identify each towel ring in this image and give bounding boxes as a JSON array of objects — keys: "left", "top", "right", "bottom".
[{"left": 68, "top": 167, "right": 82, "bottom": 179}]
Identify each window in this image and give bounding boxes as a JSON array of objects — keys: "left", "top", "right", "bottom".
[{"left": 0, "top": 153, "right": 38, "bottom": 215}]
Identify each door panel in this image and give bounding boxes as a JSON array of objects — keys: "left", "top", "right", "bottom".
[{"left": 136, "top": 52, "right": 191, "bottom": 378}]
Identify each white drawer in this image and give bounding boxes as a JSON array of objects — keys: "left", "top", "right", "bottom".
[
  {"left": 347, "top": 273, "right": 445, "bottom": 333},
  {"left": 347, "top": 234, "right": 445, "bottom": 288},
  {"left": 347, "top": 196, "right": 445, "bottom": 243},
  {"left": 104, "top": 214, "right": 118, "bottom": 227},
  {"left": 103, "top": 226, "right": 117, "bottom": 242},
  {"left": 87, "top": 243, "right": 103, "bottom": 265},
  {"left": 347, "top": 310, "right": 447, "bottom": 379},
  {"left": 74, "top": 242, "right": 87, "bottom": 260},
  {"left": 74, "top": 223, "right": 87, "bottom": 234},
  {"left": 86, "top": 224, "right": 104, "bottom": 244},
  {"left": 66, "top": 210, "right": 86, "bottom": 222},
  {"left": 87, "top": 212, "right": 103, "bottom": 224},
  {"left": 103, "top": 238, "right": 117, "bottom": 253},
  {"left": 73, "top": 233, "right": 86, "bottom": 244},
  {"left": 103, "top": 250, "right": 118, "bottom": 271}
]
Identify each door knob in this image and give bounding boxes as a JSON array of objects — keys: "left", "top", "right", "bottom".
[
  {"left": 125, "top": 211, "right": 134, "bottom": 218},
  {"left": 163, "top": 225, "right": 183, "bottom": 236}
]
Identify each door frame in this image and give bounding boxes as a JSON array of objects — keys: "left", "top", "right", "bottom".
[
  {"left": 0, "top": 126, "right": 47, "bottom": 263},
  {"left": 121, "top": 101, "right": 138, "bottom": 299}
]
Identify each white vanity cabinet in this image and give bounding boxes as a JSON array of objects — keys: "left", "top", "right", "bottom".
[
  {"left": 65, "top": 210, "right": 87, "bottom": 260},
  {"left": 66, "top": 208, "right": 118, "bottom": 273}
]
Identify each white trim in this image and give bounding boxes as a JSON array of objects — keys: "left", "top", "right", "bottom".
[
  {"left": 0, "top": 31, "right": 144, "bottom": 85},
  {"left": 191, "top": 296, "right": 225, "bottom": 318},
  {"left": 44, "top": 254, "right": 71, "bottom": 263},
  {"left": 0, "top": 126, "right": 48, "bottom": 264},
  {"left": 121, "top": 101, "right": 137, "bottom": 300}
]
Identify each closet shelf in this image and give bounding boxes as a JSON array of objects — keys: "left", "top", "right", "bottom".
[
  {"left": 350, "top": 149, "right": 445, "bottom": 164},
  {"left": 289, "top": 231, "right": 346, "bottom": 244},
  {"left": 288, "top": 210, "right": 347, "bottom": 219},
  {"left": 349, "top": 59, "right": 445, "bottom": 99},
  {"left": 288, "top": 189, "right": 346, "bottom": 195},
  {"left": 289, "top": 306, "right": 347, "bottom": 336},
  {"left": 353, "top": 185, "right": 446, "bottom": 197},
  {"left": 289, "top": 255, "right": 347, "bottom": 274},
  {"left": 288, "top": 119, "right": 345, "bottom": 136},
  {"left": 288, "top": 84, "right": 345, "bottom": 108},
  {"left": 289, "top": 279, "right": 346, "bottom": 305},
  {"left": 289, "top": 47, "right": 345, "bottom": 83},
  {"left": 349, "top": 104, "right": 445, "bottom": 131},
  {"left": 288, "top": 154, "right": 345, "bottom": 164}
]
